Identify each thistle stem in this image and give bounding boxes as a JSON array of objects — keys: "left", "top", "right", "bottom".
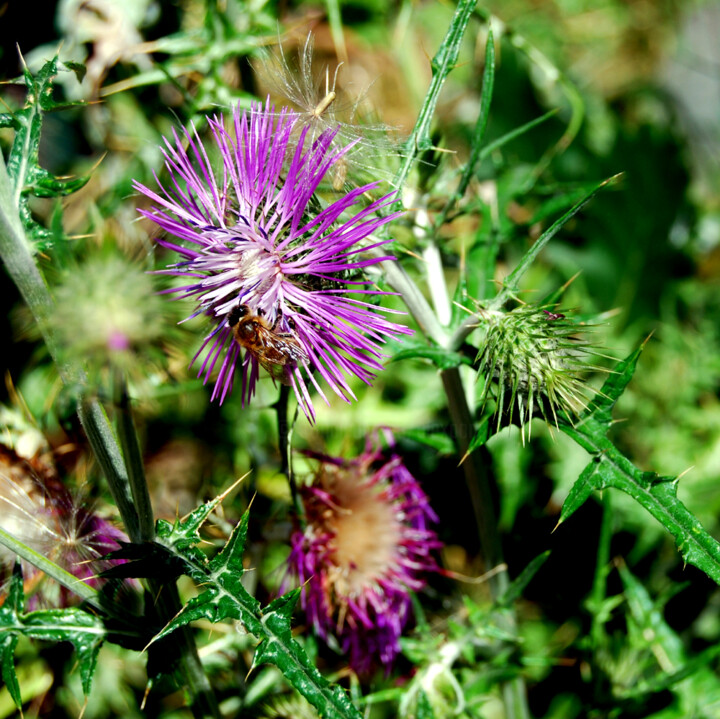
[
  {"left": 0, "top": 154, "right": 62, "bottom": 372},
  {"left": 77, "top": 399, "right": 142, "bottom": 543},
  {"left": 422, "top": 239, "right": 452, "bottom": 326},
  {"left": 440, "top": 368, "right": 529, "bottom": 719},
  {"left": 112, "top": 370, "right": 156, "bottom": 542},
  {"left": 109, "top": 375, "right": 219, "bottom": 717},
  {"left": 372, "top": 246, "right": 448, "bottom": 346},
  {"left": 381, "top": 222, "right": 529, "bottom": 716},
  {"left": 148, "top": 578, "right": 221, "bottom": 719},
  {"left": 433, "top": 28, "right": 495, "bottom": 232},
  {"left": 379, "top": 194, "right": 529, "bottom": 716},
  {"left": 440, "top": 368, "right": 506, "bottom": 589},
  {"left": 389, "top": 0, "right": 478, "bottom": 212},
  {"left": 276, "top": 384, "right": 304, "bottom": 523}
]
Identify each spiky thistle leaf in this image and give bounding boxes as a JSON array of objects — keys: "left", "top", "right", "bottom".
[
  {"left": 0, "top": 563, "right": 105, "bottom": 711},
  {"left": 557, "top": 347, "right": 720, "bottom": 586},
  {"left": 0, "top": 55, "right": 89, "bottom": 250},
  {"left": 146, "top": 501, "right": 362, "bottom": 719}
]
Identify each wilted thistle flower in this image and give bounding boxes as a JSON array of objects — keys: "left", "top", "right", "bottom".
[
  {"left": 476, "top": 304, "right": 599, "bottom": 440},
  {"left": 0, "top": 445, "right": 127, "bottom": 608},
  {"left": 286, "top": 431, "right": 441, "bottom": 675},
  {"left": 257, "top": 34, "right": 401, "bottom": 189},
  {"left": 134, "top": 100, "right": 410, "bottom": 420}
]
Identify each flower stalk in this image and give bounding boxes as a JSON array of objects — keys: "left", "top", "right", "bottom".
[
  {"left": 373, "top": 6, "right": 530, "bottom": 712},
  {"left": 112, "top": 370, "right": 156, "bottom": 542},
  {"left": 440, "top": 368, "right": 529, "bottom": 719},
  {"left": 275, "top": 383, "right": 304, "bottom": 523}
]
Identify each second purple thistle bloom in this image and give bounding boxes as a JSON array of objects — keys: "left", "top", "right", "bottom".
[
  {"left": 134, "top": 101, "right": 411, "bottom": 419},
  {"left": 286, "top": 432, "right": 442, "bottom": 675}
]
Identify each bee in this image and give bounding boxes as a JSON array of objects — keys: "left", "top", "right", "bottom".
[{"left": 227, "top": 304, "right": 309, "bottom": 384}]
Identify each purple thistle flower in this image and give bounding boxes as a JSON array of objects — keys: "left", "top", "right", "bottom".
[
  {"left": 286, "top": 430, "right": 442, "bottom": 675},
  {"left": 133, "top": 100, "right": 411, "bottom": 419}
]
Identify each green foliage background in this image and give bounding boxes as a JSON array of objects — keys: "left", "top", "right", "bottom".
[{"left": 1, "top": 0, "right": 720, "bottom": 717}]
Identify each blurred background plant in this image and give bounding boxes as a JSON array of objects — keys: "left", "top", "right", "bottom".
[{"left": 1, "top": 0, "right": 720, "bottom": 717}]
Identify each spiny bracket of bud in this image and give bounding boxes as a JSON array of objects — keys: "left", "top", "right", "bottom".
[{"left": 474, "top": 303, "right": 603, "bottom": 442}]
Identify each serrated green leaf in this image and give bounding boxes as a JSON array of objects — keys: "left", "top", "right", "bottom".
[
  {"left": 62, "top": 60, "right": 87, "bottom": 83},
  {"left": 252, "top": 591, "right": 351, "bottom": 714},
  {"left": 617, "top": 561, "right": 684, "bottom": 668},
  {"left": 556, "top": 459, "right": 604, "bottom": 525},
  {"left": 580, "top": 346, "right": 643, "bottom": 429},
  {"left": 153, "top": 487, "right": 236, "bottom": 574},
  {"left": 151, "top": 509, "right": 362, "bottom": 719},
  {"left": 613, "top": 561, "right": 720, "bottom": 707},
  {"left": 0, "top": 564, "right": 104, "bottom": 709},
  {"left": 628, "top": 644, "right": 720, "bottom": 699},
  {"left": 559, "top": 348, "right": 720, "bottom": 586},
  {"left": 0, "top": 631, "right": 21, "bottom": 710},
  {"left": 0, "top": 565, "right": 23, "bottom": 709},
  {"left": 2, "top": 56, "right": 89, "bottom": 249},
  {"left": 31, "top": 168, "right": 90, "bottom": 197},
  {"left": 22, "top": 609, "right": 104, "bottom": 695},
  {"left": 207, "top": 508, "right": 250, "bottom": 576},
  {"left": 157, "top": 487, "right": 227, "bottom": 544},
  {"left": 465, "top": 416, "right": 491, "bottom": 457},
  {"left": 99, "top": 541, "right": 188, "bottom": 581}
]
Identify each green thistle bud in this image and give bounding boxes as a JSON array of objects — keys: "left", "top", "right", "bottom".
[
  {"left": 475, "top": 304, "right": 600, "bottom": 440},
  {"left": 51, "top": 252, "right": 166, "bottom": 373}
]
